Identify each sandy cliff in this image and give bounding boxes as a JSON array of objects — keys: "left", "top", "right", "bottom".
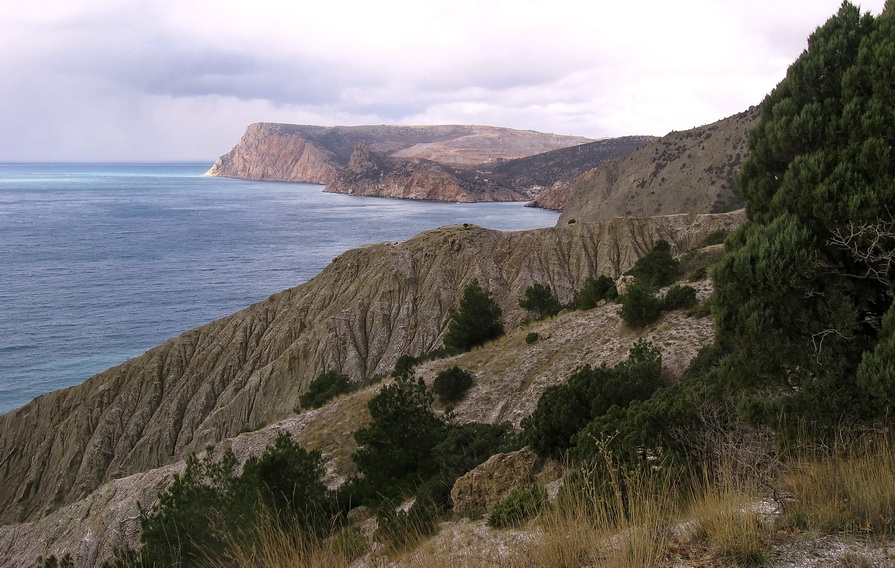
[{"left": 0, "top": 211, "right": 744, "bottom": 532}]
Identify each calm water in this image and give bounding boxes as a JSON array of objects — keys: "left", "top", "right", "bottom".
[{"left": 0, "top": 163, "right": 558, "bottom": 414}]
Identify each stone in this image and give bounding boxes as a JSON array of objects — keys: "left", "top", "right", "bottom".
[{"left": 451, "top": 448, "right": 540, "bottom": 515}]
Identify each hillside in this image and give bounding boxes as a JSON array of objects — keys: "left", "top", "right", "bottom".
[
  {"left": 0, "top": 212, "right": 742, "bottom": 564},
  {"left": 0, "top": 275, "right": 719, "bottom": 566},
  {"left": 206, "top": 123, "right": 655, "bottom": 202},
  {"left": 555, "top": 108, "right": 758, "bottom": 222}
]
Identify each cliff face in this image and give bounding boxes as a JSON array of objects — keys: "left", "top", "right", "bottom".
[
  {"left": 323, "top": 143, "right": 528, "bottom": 202},
  {"left": 0, "top": 212, "right": 743, "bottom": 529},
  {"left": 557, "top": 108, "right": 759, "bottom": 223},
  {"left": 205, "top": 123, "right": 612, "bottom": 201},
  {"left": 205, "top": 123, "right": 341, "bottom": 184}
]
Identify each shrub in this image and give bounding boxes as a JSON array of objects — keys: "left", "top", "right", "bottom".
[
  {"left": 619, "top": 282, "right": 664, "bottom": 328},
  {"left": 393, "top": 354, "right": 418, "bottom": 377},
  {"left": 522, "top": 340, "right": 663, "bottom": 458},
  {"left": 352, "top": 374, "right": 446, "bottom": 502},
  {"left": 519, "top": 283, "right": 562, "bottom": 320},
  {"left": 487, "top": 484, "right": 547, "bottom": 528},
  {"left": 432, "top": 366, "right": 473, "bottom": 404},
  {"left": 299, "top": 370, "right": 352, "bottom": 409},
  {"left": 627, "top": 240, "right": 680, "bottom": 287},
  {"left": 574, "top": 275, "right": 618, "bottom": 310},
  {"left": 138, "top": 432, "right": 337, "bottom": 568},
  {"left": 661, "top": 284, "right": 698, "bottom": 311},
  {"left": 699, "top": 229, "right": 729, "bottom": 247},
  {"left": 525, "top": 332, "right": 540, "bottom": 344},
  {"left": 444, "top": 279, "right": 504, "bottom": 352}
]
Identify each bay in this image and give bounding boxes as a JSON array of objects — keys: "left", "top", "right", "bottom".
[{"left": 0, "top": 162, "right": 559, "bottom": 414}]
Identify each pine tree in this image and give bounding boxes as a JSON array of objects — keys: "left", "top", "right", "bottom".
[
  {"left": 712, "top": 2, "right": 895, "bottom": 430},
  {"left": 443, "top": 279, "right": 504, "bottom": 351}
]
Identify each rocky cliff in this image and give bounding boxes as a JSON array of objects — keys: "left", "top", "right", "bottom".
[
  {"left": 205, "top": 123, "right": 635, "bottom": 202},
  {"left": 0, "top": 211, "right": 744, "bottom": 535},
  {"left": 557, "top": 108, "right": 759, "bottom": 223},
  {"left": 323, "top": 143, "right": 528, "bottom": 202}
]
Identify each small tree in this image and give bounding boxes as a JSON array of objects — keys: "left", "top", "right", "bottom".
[
  {"left": 433, "top": 366, "right": 474, "bottom": 404},
  {"left": 519, "top": 282, "right": 562, "bottom": 320},
  {"left": 619, "top": 282, "right": 664, "bottom": 328},
  {"left": 628, "top": 240, "right": 680, "bottom": 287},
  {"left": 575, "top": 275, "right": 618, "bottom": 310},
  {"left": 352, "top": 373, "right": 446, "bottom": 500},
  {"left": 300, "top": 370, "right": 352, "bottom": 409},
  {"left": 444, "top": 279, "right": 504, "bottom": 351}
]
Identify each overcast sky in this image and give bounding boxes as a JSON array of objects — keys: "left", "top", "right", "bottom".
[{"left": 0, "top": 0, "right": 886, "bottom": 162}]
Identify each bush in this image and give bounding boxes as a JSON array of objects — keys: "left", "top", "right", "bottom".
[
  {"left": 627, "top": 240, "right": 680, "bottom": 287},
  {"left": 519, "top": 283, "right": 562, "bottom": 320},
  {"left": 699, "top": 229, "right": 730, "bottom": 247},
  {"left": 433, "top": 366, "right": 473, "bottom": 404},
  {"left": 574, "top": 275, "right": 618, "bottom": 310},
  {"left": 300, "top": 370, "right": 352, "bottom": 409},
  {"left": 525, "top": 332, "right": 539, "bottom": 344},
  {"left": 352, "top": 374, "right": 446, "bottom": 502},
  {"left": 661, "top": 284, "right": 699, "bottom": 311},
  {"left": 522, "top": 340, "right": 663, "bottom": 458},
  {"left": 138, "top": 432, "right": 337, "bottom": 568},
  {"left": 486, "top": 484, "right": 547, "bottom": 528},
  {"left": 444, "top": 279, "right": 504, "bottom": 352},
  {"left": 619, "top": 282, "right": 664, "bottom": 327}
]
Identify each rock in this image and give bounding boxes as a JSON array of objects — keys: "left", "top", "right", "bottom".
[
  {"left": 559, "top": 108, "right": 759, "bottom": 224},
  {"left": 205, "top": 123, "right": 597, "bottom": 202},
  {"left": 451, "top": 448, "right": 540, "bottom": 515}
]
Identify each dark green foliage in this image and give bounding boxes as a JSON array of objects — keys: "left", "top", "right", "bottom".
[
  {"left": 522, "top": 340, "right": 663, "bottom": 458},
  {"left": 375, "top": 497, "right": 440, "bottom": 552},
  {"left": 352, "top": 374, "right": 446, "bottom": 501},
  {"left": 433, "top": 422, "right": 520, "bottom": 481},
  {"left": 32, "top": 556, "right": 73, "bottom": 568},
  {"left": 627, "top": 240, "right": 680, "bottom": 287},
  {"left": 661, "top": 284, "right": 699, "bottom": 311},
  {"left": 299, "top": 370, "right": 352, "bottom": 409},
  {"left": 519, "top": 282, "right": 562, "bottom": 320},
  {"left": 712, "top": 2, "right": 895, "bottom": 431},
  {"left": 432, "top": 366, "right": 473, "bottom": 404},
  {"left": 137, "top": 432, "right": 336, "bottom": 568},
  {"left": 444, "top": 279, "right": 505, "bottom": 351},
  {"left": 525, "top": 332, "right": 540, "bottom": 344},
  {"left": 393, "top": 354, "right": 418, "bottom": 377},
  {"left": 699, "top": 229, "right": 730, "bottom": 248},
  {"left": 240, "top": 432, "right": 336, "bottom": 538},
  {"left": 857, "top": 301, "right": 895, "bottom": 414},
  {"left": 486, "top": 484, "right": 546, "bottom": 528},
  {"left": 619, "top": 282, "right": 664, "bottom": 327},
  {"left": 575, "top": 275, "right": 618, "bottom": 310}
]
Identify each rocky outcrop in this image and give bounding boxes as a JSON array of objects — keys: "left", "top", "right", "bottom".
[
  {"left": 558, "top": 108, "right": 759, "bottom": 224},
  {"left": 206, "top": 123, "right": 593, "bottom": 184},
  {"left": 0, "top": 211, "right": 744, "bottom": 530},
  {"left": 451, "top": 448, "right": 540, "bottom": 515},
  {"left": 205, "top": 123, "right": 341, "bottom": 184},
  {"left": 324, "top": 143, "right": 528, "bottom": 202}
]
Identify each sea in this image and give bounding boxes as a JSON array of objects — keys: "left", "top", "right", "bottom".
[{"left": 0, "top": 162, "right": 559, "bottom": 415}]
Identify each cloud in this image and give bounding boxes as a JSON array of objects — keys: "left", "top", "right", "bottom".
[{"left": 0, "top": 0, "right": 887, "bottom": 161}]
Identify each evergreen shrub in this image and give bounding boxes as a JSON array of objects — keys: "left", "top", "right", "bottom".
[{"left": 433, "top": 366, "right": 473, "bottom": 404}]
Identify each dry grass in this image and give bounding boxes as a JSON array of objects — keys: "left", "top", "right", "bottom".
[
  {"left": 208, "top": 517, "right": 366, "bottom": 568},
  {"left": 781, "top": 429, "right": 895, "bottom": 534},
  {"left": 201, "top": 428, "right": 895, "bottom": 568},
  {"left": 684, "top": 480, "right": 771, "bottom": 566}
]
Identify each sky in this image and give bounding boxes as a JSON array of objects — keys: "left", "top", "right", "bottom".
[{"left": 0, "top": 0, "right": 887, "bottom": 162}]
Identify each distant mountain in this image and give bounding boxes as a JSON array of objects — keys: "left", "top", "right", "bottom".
[
  {"left": 206, "top": 123, "right": 650, "bottom": 202},
  {"left": 558, "top": 108, "right": 759, "bottom": 223}
]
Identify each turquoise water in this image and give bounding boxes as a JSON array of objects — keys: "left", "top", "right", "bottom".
[{"left": 0, "top": 163, "right": 559, "bottom": 414}]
